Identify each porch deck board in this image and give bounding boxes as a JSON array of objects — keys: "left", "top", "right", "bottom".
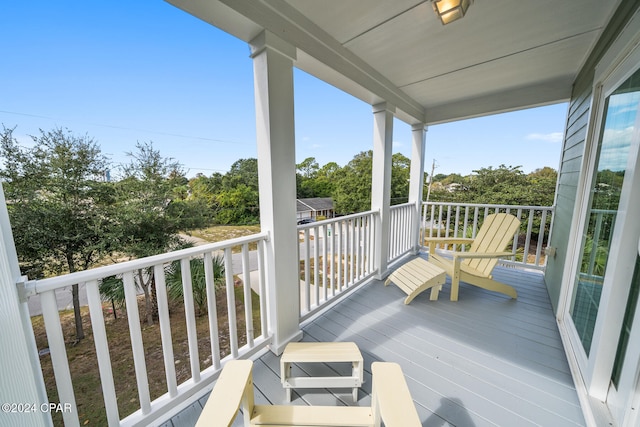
[{"left": 167, "top": 257, "right": 585, "bottom": 427}]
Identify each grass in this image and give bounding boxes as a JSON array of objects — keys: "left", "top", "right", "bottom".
[
  {"left": 187, "top": 224, "right": 260, "bottom": 241},
  {"left": 185, "top": 225, "right": 261, "bottom": 253},
  {"left": 32, "top": 285, "right": 261, "bottom": 425}
]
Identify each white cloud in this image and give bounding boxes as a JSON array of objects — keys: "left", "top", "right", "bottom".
[
  {"left": 392, "top": 140, "right": 404, "bottom": 148},
  {"left": 526, "top": 132, "right": 563, "bottom": 143}
]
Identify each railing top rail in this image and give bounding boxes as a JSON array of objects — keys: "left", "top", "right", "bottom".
[
  {"left": 297, "top": 210, "right": 378, "bottom": 230},
  {"left": 390, "top": 202, "right": 414, "bottom": 210},
  {"left": 422, "top": 201, "right": 554, "bottom": 211},
  {"left": 27, "top": 232, "right": 269, "bottom": 294},
  {"left": 591, "top": 208, "right": 617, "bottom": 214}
]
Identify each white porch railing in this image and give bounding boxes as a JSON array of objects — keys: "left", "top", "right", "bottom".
[
  {"left": 23, "top": 233, "right": 270, "bottom": 427},
  {"left": 388, "top": 202, "right": 416, "bottom": 263},
  {"left": 297, "top": 211, "right": 378, "bottom": 321},
  {"left": 421, "top": 202, "right": 555, "bottom": 270}
]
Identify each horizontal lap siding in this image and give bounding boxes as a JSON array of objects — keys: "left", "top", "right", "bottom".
[
  {"left": 545, "top": 83, "right": 590, "bottom": 312},
  {"left": 544, "top": 0, "right": 640, "bottom": 313}
]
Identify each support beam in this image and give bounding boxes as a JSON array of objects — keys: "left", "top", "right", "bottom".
[
  {"left": 251, "top": 31, "right": 303, "bottom": 355},
  {"left": 408, "top": 124, "right": 426, "bottom": 254},
  {"left": 0, "top": 184, "right": 51, "bottom": 426},
  {"left": 371, "top": 103, "right": 395, "bottom": 279}
]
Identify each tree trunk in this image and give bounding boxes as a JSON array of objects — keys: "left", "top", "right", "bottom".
[
  {"left": 72, "top": 284, "right": 85, "bottom": 341},
  {"left": 67, "top": 253, "right": 84, "bottom": 341},
  {"left": 138, "top": 269, "right": 154, "bottom": 325},
  {"left": 151, "top": 276, "right": 160, "bottom": 321}
]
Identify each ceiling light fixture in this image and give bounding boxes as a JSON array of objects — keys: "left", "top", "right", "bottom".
[{"left": 432, "top": 0, "right": 473, "bottom": 25}]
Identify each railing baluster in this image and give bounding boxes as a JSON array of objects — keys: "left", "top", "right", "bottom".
[
  {"left": 420, "top": 203, "right": 425, "bottom": 244},
  {"left": 337, "top": 220, "right": 343, "bottom": 291},
  {"left": 202, "top": 253, "right": 220, "bottom": 370},
  {"left": 180, "top": 258, "right": 200, "bottom": 382},
  {"left": 389, "top": 210, "right": 398, "bottom": 258},
  {"left": 463, "top": 206, "right": 469, "bottom": 239},
  {"left": 330, "top": 222, "right": 336, "bottom": 296},
  {"left": 349, "top": 219, "right": 355, "bottom": 285},
  {"left": 41, "top": 290, "right": 80, "bottom": 427},
  {"left": 445, "top": 205, "right": 452, "bottom": 242},
  {"left": 399, "top": 206, "right": 404, "bottom": 255},
  {"left": 437, "top": 205, "right": 443, "bottom": 238},
  {"left": 472, "top": 206, "right": 479, "bottom": 238},
  {"left": 153, "top": 265, "right": 179, "bottom": 394},
  {"left": 241, "top": 244, "right": 254, "bottom": 347},
  {"left": 86, "top": 280, "right": 120, "bottom": 425},
  {"left": 313, "top": 226, "right": 320, "bottom": 307},
  {"left": 123, "top": 270, "right": 151, "bottom": 414},
  {"left": 223, "top": 248, "right": 238, "bottom": 358},
  {"left": 322, "top": 224, "right": 328, "bottom": 302},
  {"left": 257, "top": 242, "right": 268, "bottom": 338},
  {"left": 453, "top": 205, "right": 460, "bottom": 250},
  {"left": 304, "top": 228, "right": 311, "bottom": 312},
  {"left": 429, "top": 204, "right": 435, "bottom": 239},
  {"left": 369, "top": 213, "right": 376, "bottom": 272},
  {"left": 512, "top": 208, "right": 523, "bottom": 262},
  {"left": 523, "top": 210, "right": 534, "bottom": 266},
  {"left": 393, "top": 211, "right": 397, "bottom": 259},
  {"left": 536, "top": 209, "right": 548, "bottom": 266},
  {"left": 355, "top": 218, "right": 361, "bottom": 280},
  {"left": 404, "top": 206, "right": 410, "bottom": 252},
  {"left": 365, "top": 215, "right": 370, "bottom": 273}
]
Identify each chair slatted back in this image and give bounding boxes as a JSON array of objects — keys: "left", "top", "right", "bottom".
[{"left": 467, "top": 213, "right": 520, "bottom": 276}]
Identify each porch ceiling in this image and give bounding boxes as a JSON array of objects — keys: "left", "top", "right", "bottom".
[{"left": 166, "top": 0, "right": 620, "bottom": 124}]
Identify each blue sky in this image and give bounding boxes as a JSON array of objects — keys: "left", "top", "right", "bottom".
[{"left": 1, "top": 1, "right": 567, "bottom": 178}]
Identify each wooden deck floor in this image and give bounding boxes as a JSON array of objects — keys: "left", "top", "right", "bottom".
[{"left": 164, "top": 256, "right": 585, "bottom": 427}]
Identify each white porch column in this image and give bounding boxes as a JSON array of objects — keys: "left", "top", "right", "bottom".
[
  {"left": 408, "top": 124, "right": 426, "bottom": 254},
  {"left": 250, "top": 31, "right": 302, "bottom": 355},
  {"left": 371, "top": 102, "right": 395, "bottom": 279},
  {"left": 0, "top": 184, "right": 51, "bottom": 426}
]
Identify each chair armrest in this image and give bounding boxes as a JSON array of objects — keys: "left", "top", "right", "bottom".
[
  {"left": 371, "top": 362, "right": 421, "bottom": 427},
  {"left": 425, "top": 238, "right": 474, "bottom": 254},
  {"left": 452, "top": 251, "right": 513, "bottom": 260},
  {"left": 196, "top": 360, "right": 254, "bottom": 427},
  {"left": 424, "top": 237, "right": 474, "bottom": 245}
]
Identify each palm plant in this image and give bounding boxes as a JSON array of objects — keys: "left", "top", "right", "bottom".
[{"left": 165, "top": 254, "right": 226, "bottom": 315}]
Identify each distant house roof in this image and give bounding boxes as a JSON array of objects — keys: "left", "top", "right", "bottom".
[{"left": 296, "top": 198, "right": 333, "bottom": 212}]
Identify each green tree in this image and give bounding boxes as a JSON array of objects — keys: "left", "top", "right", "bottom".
[
  {"left": 0, "top": 126, "right": 114, "bottom": 341},
  {"left": 333, "top": 151, "right": 373, "bottom": 213},
  {"left": 223, "top": 158, "right": 258, "bottom": 191},
  {"left": 296, "top": 157, "right": 319, "bottom": 178},
  {"left": 188, "top": 173, "right": 223, "bottom": 209},
  {"left": 113, "top": 141, "right": 188, "bottom": 324},
  {"left": 332, "top": 151, "right": 411, "bottom": 213},
  {"left": 390, "top": 153, "right": 411, "bottom": 204},
  {"left": 215, "top": 184, "right": 259, "bottom": 224},
  {"left": 526, "top": 167, "right": 558, "bottom": 207}
]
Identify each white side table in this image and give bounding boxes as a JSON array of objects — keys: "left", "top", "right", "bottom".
[{"left": 280, "top": 342, "right": 363, "bottom": 402}]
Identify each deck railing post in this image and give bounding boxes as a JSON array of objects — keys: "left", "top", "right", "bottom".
[
  {"left": 371, "top": 102, "right": 395, "bottom": 279},
  {"left": 251, "top": 31, "right": 303, "bottom": 354},
  {"left": 409, "top": 124, "right": 426, "bottom": 254}
]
